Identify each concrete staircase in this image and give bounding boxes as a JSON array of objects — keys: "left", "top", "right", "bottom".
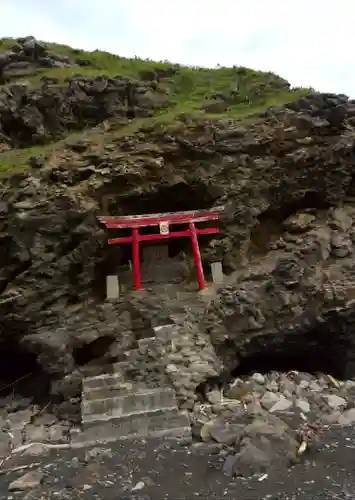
[
  {"left": 70, "top": 333, "right": 192, "bottom": 448},
  {"left": 70, "top": 285, "right": 214, "bottom": 448}
]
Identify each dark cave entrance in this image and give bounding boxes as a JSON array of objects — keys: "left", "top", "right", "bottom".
[
  {"left": 232, "top": 319, "right": 349, "bottom": 380},
  {"left": 73, "top": 335, "right": 117, "bottom": 366},
  {"left": 232, "top": 342, "right": 344, "bottom": 379},
  {"left": 249, "top": 191, "right": 331, "bottom": 256},
  {"left": 104, "top": 182, "right": 220, "bottom": 215},
  {"left": 0, "top": 338, "right": 51, "bottom": 407},
  {"left": 197, "top": 314, "right": 352, "bottom": 400},
  {"left": 98, "top": 223, "right": 217, "bottom": 290},
  {"left": 95, "top": 182, "right": 222, "bottom": 293}
]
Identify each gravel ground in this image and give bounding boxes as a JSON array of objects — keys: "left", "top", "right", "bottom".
[{"left": 1, "top": 427, "right": 355, "bottom": 499}]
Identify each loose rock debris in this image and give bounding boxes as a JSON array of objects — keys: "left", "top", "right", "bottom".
[
  {"left": 191, "top": 369, "right": 355, "bottom": 477},
  {"left": 0, "top": 372, "right": 354, "bottom": 499},
  {"left": 8, "top": 470, "right": 44, "bottom": 491}
]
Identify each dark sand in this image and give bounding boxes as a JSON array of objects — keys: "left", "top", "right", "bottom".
[{"left": 1, "top": 426, "right": 355, "bottom": 499}]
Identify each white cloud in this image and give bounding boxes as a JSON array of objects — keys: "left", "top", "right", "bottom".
[{"left": 1, "top": 0, "right": 354, "bottom": 95}]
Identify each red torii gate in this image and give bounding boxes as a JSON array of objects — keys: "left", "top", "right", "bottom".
[{"left": 98, "top": 207, "right": 223, "bottom": 291}]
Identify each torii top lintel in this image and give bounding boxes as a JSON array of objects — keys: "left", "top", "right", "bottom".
[
  {"left": 98, "top": 207, "right": 224, "bottom": 291},
  {"left": 98, "top": 206, "right": 224, "bottom": 229}
]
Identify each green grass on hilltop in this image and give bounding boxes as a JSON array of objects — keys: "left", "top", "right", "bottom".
[
  {"left": 0, "top": 37, "right": 311, "bottom": 173},
  {"left": 0, "top": 37, "right": 309, "bottom": 117},
  {"left": 0, "top": 37, "right": 183, "bottom": 83}
]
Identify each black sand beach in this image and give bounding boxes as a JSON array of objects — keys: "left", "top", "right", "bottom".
[{"left": 1, "top": 427, "right": 355, "bottom": 499}]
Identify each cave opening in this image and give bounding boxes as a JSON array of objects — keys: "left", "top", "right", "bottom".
[
  {"left": 73, "top": 336, "right": 117, "bottom": 366},
  {"left": 197, "top": 317, "right": 352, "bottom": 401},
  {"left": 0, "top": 338, "right": 51, "bottom": 407},
  {"left": 249, "top": 191, "right": 332, "bottom": 256},
  {"left": 232, "top": 322, "right": 349, "bottom": 380},
  {"left": 94, "top": 182, "right": 222, "bottom": 293},
  {"left": 102, "top": 181, "right": 220, "bottom": 216},
  {"left": 94, "top": 222, "right": 215, "bottom": 292}
]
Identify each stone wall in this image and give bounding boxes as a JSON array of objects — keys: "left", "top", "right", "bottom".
[{"left": 161, "top": 321, "right": 222, "bottom": 409}]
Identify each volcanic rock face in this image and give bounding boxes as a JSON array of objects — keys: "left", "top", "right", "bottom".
[
  {"left": 0, "top": 37, "right": 169, "bottom": 149},
  {"left": 0, "top": 74, "right": 168, "bottom": 148},
  {"left": 0, "top": 36, "right": 76, "bottom": 84},
  {"left": 2, "top": 38, "right": 355, "bottom": 437}
]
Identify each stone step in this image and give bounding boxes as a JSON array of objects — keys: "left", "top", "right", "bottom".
[
  {"left": 82, "top": 372, "right": 125, "bottom": 393},
  {"left": 70, "top": 408, "right": 191, "bottom": 448},
  {"left": 82, "top": 388, "right": 177, "bottom": 423},
  {"left": 83, "top": 380, "right": 165, "bottom": 402},
  {"left": 83, "top": 381, "right": 135, "bottom": 401}
]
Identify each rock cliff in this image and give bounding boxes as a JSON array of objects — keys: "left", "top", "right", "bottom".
[{"left": 0, "top": 36, "right": 355, "bottom": 419}]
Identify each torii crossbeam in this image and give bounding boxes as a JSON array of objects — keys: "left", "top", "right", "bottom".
[{"left": 98, "top": 207, "right": 223, "bottom": 291}]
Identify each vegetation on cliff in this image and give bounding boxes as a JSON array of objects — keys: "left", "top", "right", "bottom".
[{"left": 0, "top": 36, "right": 309, "bottom": 173}]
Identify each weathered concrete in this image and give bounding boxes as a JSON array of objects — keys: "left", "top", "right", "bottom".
[
  {"left": 82, "top": 388, "right": 178, "bottom": 423},
  {"left": 106, "top": 275, "right": 120, "bottom": 300},
  {"left": 211, "top": 261, "right": 224, "bottom": 285},
  {"left": 77, "top": 333, "right": 193, "bottom": 444},
  {"left": 70, "top": 408, "right": 191, "bottom": 447},
  {"left": 83, "top": 373, "right": 125, "bottom": 392},
  {"left": 84, "top": 382, "right": 135, "bottom": 401}
]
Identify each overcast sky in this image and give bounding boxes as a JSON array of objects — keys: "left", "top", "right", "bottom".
[{"left": 1, "top": 0, "right": 354, "bottom": 96}]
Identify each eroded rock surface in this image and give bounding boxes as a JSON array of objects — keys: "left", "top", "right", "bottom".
[
  {"left": 0, "top": 36, "right": 76, "bottom": 84},
  {"left": 0, "top": 37, "right": 171, "bottom": 148},
  {"left": 2, "top": 81, "right": 355, "bottom": 441}
]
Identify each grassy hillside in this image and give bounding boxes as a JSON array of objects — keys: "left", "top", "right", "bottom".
[{"left": 0, "top": 37, "right": 310, "bottom": 173}]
